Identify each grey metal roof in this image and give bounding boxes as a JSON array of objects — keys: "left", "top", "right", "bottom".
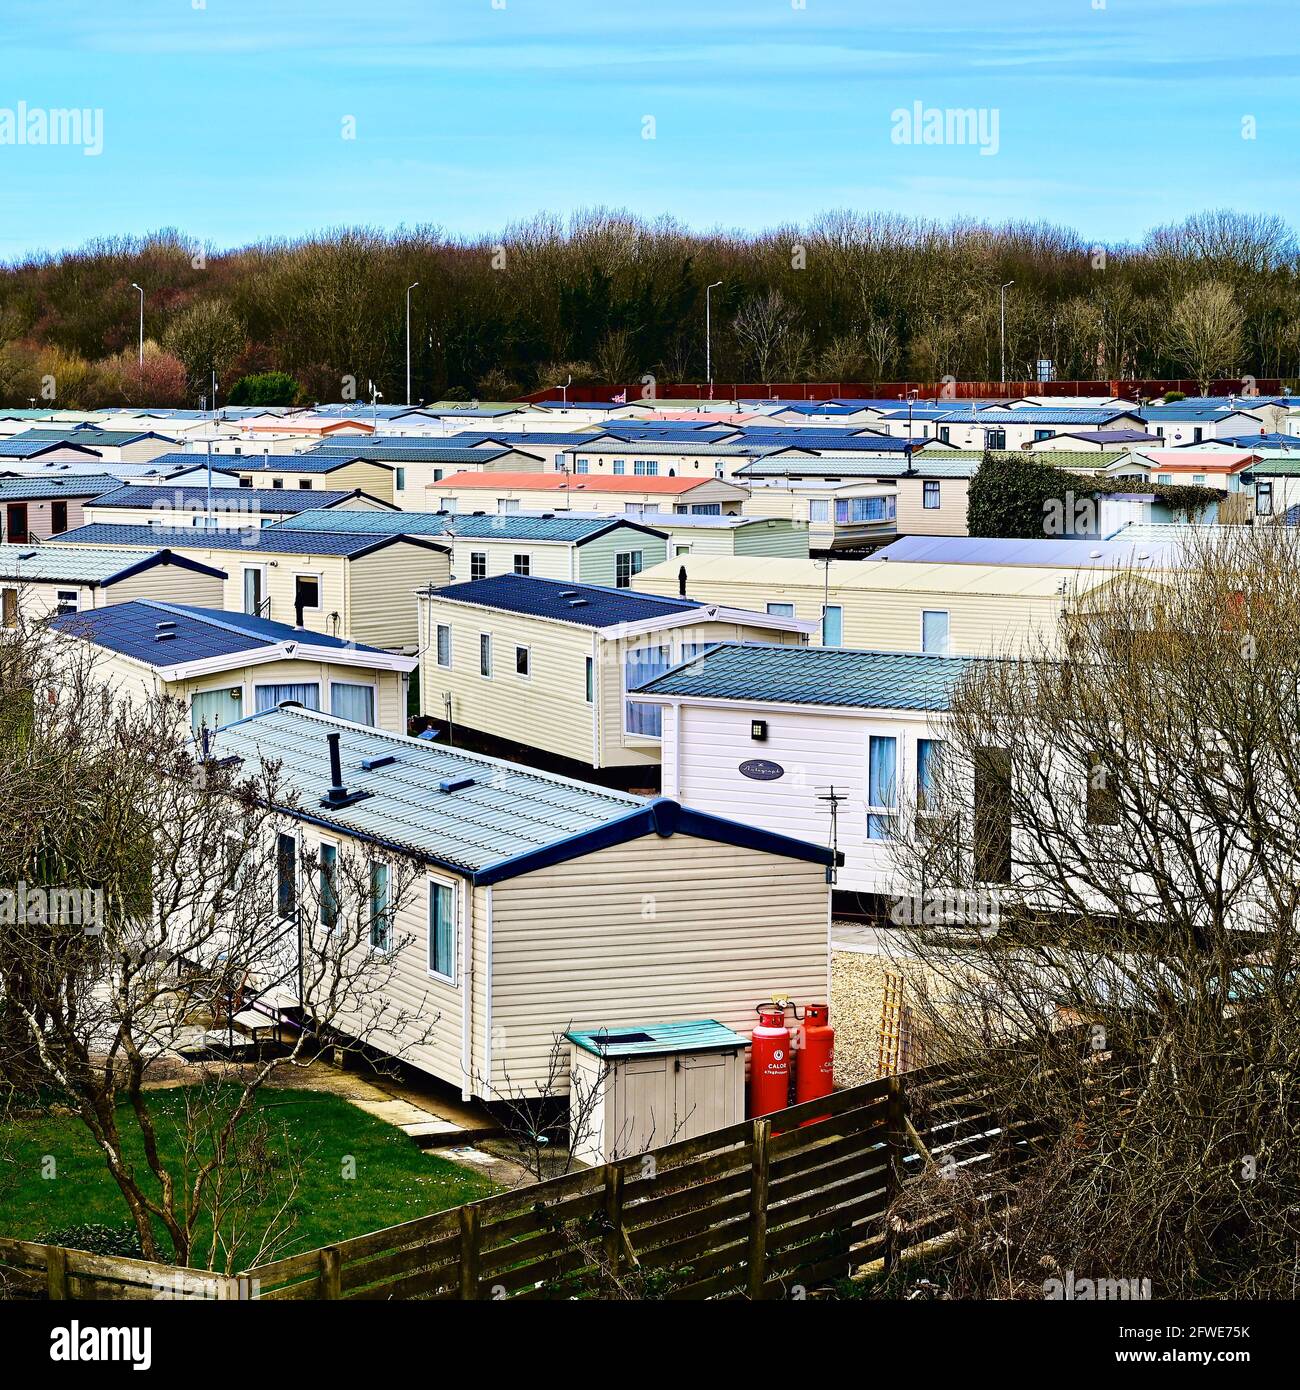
[
  {"left": 871, "top": 535, "right": 1178, "bottom": 568},
  {"left": 212, "top": 707, "right": 647, "bottom": 872},
  {"left": 270, "top": 511, "right": 665, "bottom": 543},
  {"left": 210, "top": 707, "right": 834, "bottom": 881},
  {"left": 633, "top": 643, "right": 973, "bottom": 711},
  {"left": 0, "top": 543, "right": 223, "bottom": 584},
  {"left": 48, "top": 523, "right": 446, "bottom": 558},
  {"left": 0, "top": 473, "right": 123, "bottom": 500}
]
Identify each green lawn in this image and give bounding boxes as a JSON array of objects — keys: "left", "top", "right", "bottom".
[{"left": 3, "top": 1085, "right": 498, "bottom": 1268}]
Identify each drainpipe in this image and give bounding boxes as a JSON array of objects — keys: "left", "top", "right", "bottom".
[{"left": 460, "top": 878, "right": 474, "bottom": 1101}]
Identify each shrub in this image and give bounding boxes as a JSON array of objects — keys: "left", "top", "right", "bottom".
[{"left": 226, "top": 371, "right": 301, "bottom": 407}]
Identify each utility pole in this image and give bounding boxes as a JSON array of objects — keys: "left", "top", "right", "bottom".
[
  {"left": 130, "top": 283, "right": 144, "bottom": 367},
  {"left": 1000, "top": 280, "right": 1015, "bottom": 385},
  {"left": 705, "top": 281, "right": 722, "bottom": 401},
  {"left": 406, "top": 282, "right": 420, "bottom": 405}
]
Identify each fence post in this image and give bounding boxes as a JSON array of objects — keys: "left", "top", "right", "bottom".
[
  {"left": 603, "top": 1164, "right": 624, "bottom": 1279},
  {"left": 46, "top": 1245, "right": 69, "bottom": 1301},
  {"left": 747, "top": 1117, "right": 771, "bottom": 1301},
  {"left": 882, "top": 1074, "right": 906, "bottom": 1273},
  {"left": 458, "top": 1205, "right": 481, "bottom": 1301},
  {"left": 319, "top": 1246, "right": 341, "bottom": 1300}
]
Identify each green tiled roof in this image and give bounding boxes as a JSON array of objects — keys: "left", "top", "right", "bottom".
[{"left": 634, "top": 642, "right": 972, "bottom": 711}]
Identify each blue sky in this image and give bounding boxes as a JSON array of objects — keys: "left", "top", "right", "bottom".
[{"left": 0, "top": 0, "right": 1296, "bottom": 260}]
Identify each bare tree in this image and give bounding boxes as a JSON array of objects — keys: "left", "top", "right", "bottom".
[
  {"left": 732, "top": 290, "right": 800, "bottom": 380},
  {"left": 881, "top": 527, "right": 1300, "bottom": 1299},
  {"left": 0, "top": 623, "right": 434, "bottom": 1267},
  {"left": 1164, "top": 279, "right": 1242, "bottom": 392}
]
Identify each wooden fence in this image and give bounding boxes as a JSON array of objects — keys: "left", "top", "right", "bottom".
[{"left": 0, "top": 1060, "right": 1043, "bottom": 1302}]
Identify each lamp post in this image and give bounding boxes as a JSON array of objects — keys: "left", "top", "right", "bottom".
[
  {"left": 904, "top": 388, "right": 919, "bottom": 471},
  {"left": 1000, "top": 280, "right": 1014, "bottom": 385},
  {"left": 705, "top": 281, "right": 722, "bottom": 401},
  {"left": 405, "top": 282, "right": 419, "bottom": 405},
  {"left": 130, "top": 283, "right": 144, "bottom": 367}
]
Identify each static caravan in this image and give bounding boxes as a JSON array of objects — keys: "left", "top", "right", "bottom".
[
  {"left": 226, "top": 454, "right": 397, "bottom": 502},
  {"left": 632, "top": 513, "right": 811, "bottom": 561},
  {"left": 305, "top": 445, "right": 547, "bottom": 507},
  {"left": 268, "top": 510, "right": 672, "bottom": 588},
  {"left": 740, "top": 476, "right": 898, "bottom": 551},
  {"left": 634, "top": 554, "right": 1103, "bottom": 658},
  {"left": 559, "top": 440, "right": 762, "bottom": 481},
  {"left": 429, "top": 470, "right": 749, "bottom": 517},
  {"left": 0, "top": 474, "right": 123, "bottom": 543},
  {"left": 82, "top": 484, "right": 396, "bottom": 531},
  {"left": 46, "top": 524, "right": 450, "bottom": 650},
  {"left": 443, "top": 516, "right": 668, "bottom": 587},
  {"left": 212, "top": 705, "right": 836, "bottom": 1100},
  {"left": 50, "top": 599, "right": 416, "bottom": 736},
  {"left": 0, "top": 543, "right": 226, "bottom": 628},
  {"left": 11, "top": 428, "right": 179, "bottom": 464},
  {"left": 416, "top": 572, "right": 813, "bottom": 781},
  {"left": 634, "top": 643, "right": 972, "bottom": 901}
]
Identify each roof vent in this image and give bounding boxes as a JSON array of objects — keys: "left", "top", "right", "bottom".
[
  {"left": 155, "top": 630, "right": 176, "bottom": 641},
  {"left": 361, "top": 754, "right": 396, "bottom": 771},
  {"left": 567, "top": 598, "right": 589, "bottom": 607},
  {"left": 320, "top": 730, "right": 373, "bottom": 809},
  {"left": 559, "top": 589, "right": 578, "bottom": 598},
  {"left": 438, "top": 775, "right": 476, "bottom": 793}
]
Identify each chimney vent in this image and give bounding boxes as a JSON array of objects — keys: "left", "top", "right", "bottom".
[{"left": 320, "top": 730, "right": 372, "bottom": 809}]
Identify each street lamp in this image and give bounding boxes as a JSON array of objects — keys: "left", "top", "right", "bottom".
[
  {"left": 405, "top": 282, "right": 420, "bottom": 405},
  {"left": 1000, "top": 280, "right": 1014, "bottom": 386},
  {"left": 130, "top": 283, "right": 144, "bottom": 367},
  {"left": 705, "top": 281, "right": 722, "bottom": 401},
  {"left": 904, "top": 388, "right": 919, "bottom": 471}
]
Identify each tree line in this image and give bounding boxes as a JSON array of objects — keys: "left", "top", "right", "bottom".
[{"left": 1, "top": 208, "right": 1297, "bottom": 408}]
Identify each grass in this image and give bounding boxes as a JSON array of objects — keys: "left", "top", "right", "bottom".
[{"left": 2, "top": 1084, "right": 499, "bottom": 1268}]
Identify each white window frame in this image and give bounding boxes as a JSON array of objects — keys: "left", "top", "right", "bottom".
[
  {"left": 254, "top": 680, "right": 320, "bottom": 712},
  {"left": 242, "top": 563, "right": 268, "bottom": 616},
  {"left": 329, "top": 678, "right": 378, "bottom": 726},
  {"left": 436, "top": 622, "right": 452, "bottom": 668},
  {"left": 55, "top": 589, "right": 79, "bottom": 616},
  {"left": 479, "top": 632, "right": 493, "bottom": 678},
  {"left": 921, "top": 609, "right": 951, "bottom": 656},
  {"left": 426, "top": 875, "right": 457, "bottom": 984},
  {"left": 515, "top": 644, "right": 531, "bottom": 679},
  {"left": 513, "top": 553, "right": 531, "bottom": 576}
]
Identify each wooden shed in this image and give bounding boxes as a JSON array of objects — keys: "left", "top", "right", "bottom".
[{"left": 566, "top": 1019, "right": 748, "bottom": 1166}]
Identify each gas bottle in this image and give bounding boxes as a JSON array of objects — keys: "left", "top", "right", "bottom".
[
  {"left": 794, "top": 1002, "right": 835, "bottom": 1122},
  {"left": 750, "top": 1003, "right": 793, "bottom": 1118}
]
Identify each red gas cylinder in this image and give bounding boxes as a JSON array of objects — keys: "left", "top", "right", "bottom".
[
  {"left": 794, "top": 1003, "right": 835, "bottom": 1123},
  {"left": 750, "top": 1004, "right": 793, "bottom": 1118}
]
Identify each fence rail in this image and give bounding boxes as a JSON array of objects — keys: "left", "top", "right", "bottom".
[{"left": 0, "top": 1059, "right": 1039, "bottom": 1302}]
